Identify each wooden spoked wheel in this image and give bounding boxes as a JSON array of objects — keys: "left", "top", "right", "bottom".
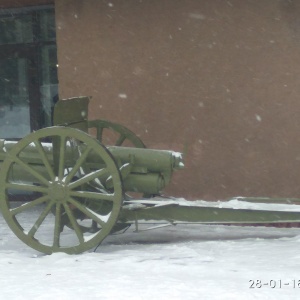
[
  {"left": 88, "top": 120, "right": 146, "bottom": 148},
  {"left": 88, "top": 119, "right": 152, "bottom": 200},
  {"left": 0, "top": 127, "right": 123, "bottom": 254}
]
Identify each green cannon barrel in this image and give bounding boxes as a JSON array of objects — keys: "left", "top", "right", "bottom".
[
  {"left": 0, "top": 139, "right": 184, "bottom": 195},
  {"left": 107, "top": 146, "right": 184, "bottom": 172},
  {"left": 87, "top": 146, "right": 183, "bottom": 194}
]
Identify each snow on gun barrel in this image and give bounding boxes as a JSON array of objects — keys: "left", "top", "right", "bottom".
[{"left": 0, "top": 139, "right": 184, "bottom": 195}]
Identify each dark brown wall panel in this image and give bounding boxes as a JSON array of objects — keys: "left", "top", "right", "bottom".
[{"left": 55, "top": 0, "right": 300, "bottom": 200}]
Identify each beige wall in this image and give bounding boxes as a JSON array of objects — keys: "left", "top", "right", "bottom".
[{"left": 55, "top": 0, "right": 300, "bottom": 200}]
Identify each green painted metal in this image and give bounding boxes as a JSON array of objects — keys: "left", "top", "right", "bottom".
[
  {"left": 0, "top": 96, "right": 299, "bottom": 255},
  {"left": 120, "top": 201, "right": 300, "bottom": 224},
  {"left": 53, "top": 96, "right": 90, "bottom": 132},
  {"left": 0, "top": 127, "right": 123, "bottom": 254},
  {"left": 0, "top": 140, "right": 181, "bottom": 195}
]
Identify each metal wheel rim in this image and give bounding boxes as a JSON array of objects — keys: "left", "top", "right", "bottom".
[
  {"left": 88, "top": 119, "right": 146, "bottom": 148},
  {"left": 0, "top": 127, "right": 123, "bottom": 254}
]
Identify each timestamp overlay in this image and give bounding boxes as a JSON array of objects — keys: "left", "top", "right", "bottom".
[{"left": 249, "top": 279, "right": 300, "bottom": 289}]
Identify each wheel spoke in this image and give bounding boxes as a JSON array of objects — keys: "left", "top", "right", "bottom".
[
  {"left": 53, "top": 203, "right": 62, "bottom": 247},
  {"left": 34, "top": 140, "right": 55, "bottom": 181},
  {"left": 67, "top": 197, "right": 106, "bottom": 228},
  {"left": 69, "top": 190, "right": 115, "bottom": 202},
  {"left": 12, "top": 156, "right": 50, "bottom": 186},
  {"left": 58, "top": 135, "right": 67, "bottom": 179},
  {"left": 28, "top": 200, "right": 54, "bottom": 237},
  {"left": 115, "top": 134, "right": 126, "bottom": 146},
  {"left": 6, "top": 182, "right": 48, "bottom": 194},
  {"left": 63, "top": 202, "right": 84, "bottom": 243},
  {"left": 10, "top": 195, "right": 50, "bottom": 216},
  {"left": 64, "top": 146, "right": 93, "bottom": 184},
  {"left": 69, "top": 168, "right": 108, "bottom": 189}
]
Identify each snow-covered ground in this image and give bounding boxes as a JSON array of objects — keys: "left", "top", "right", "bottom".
[{"left": 1, "top": 201, "right": 300, "bottom": 300}]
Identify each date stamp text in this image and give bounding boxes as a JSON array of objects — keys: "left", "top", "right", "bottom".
[{"left": 249, "top": 280, "right": 300, "bottom": 289}]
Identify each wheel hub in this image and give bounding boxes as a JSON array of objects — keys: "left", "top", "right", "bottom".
[{"left": 48, "top": 180, "right": 69, "bottom": 202}]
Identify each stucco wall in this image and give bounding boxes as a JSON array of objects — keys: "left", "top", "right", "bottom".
[{"left": 55, "top": 0, "right": 300, "bottom": 200}]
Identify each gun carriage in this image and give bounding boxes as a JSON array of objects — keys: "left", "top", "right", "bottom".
[{"left": 0, "top": 96, "right": 300, "bottom": 254}]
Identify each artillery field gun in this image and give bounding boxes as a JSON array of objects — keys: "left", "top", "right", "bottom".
[{"left": 0, "top": 96, "right": 300, "bottom": 254}]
